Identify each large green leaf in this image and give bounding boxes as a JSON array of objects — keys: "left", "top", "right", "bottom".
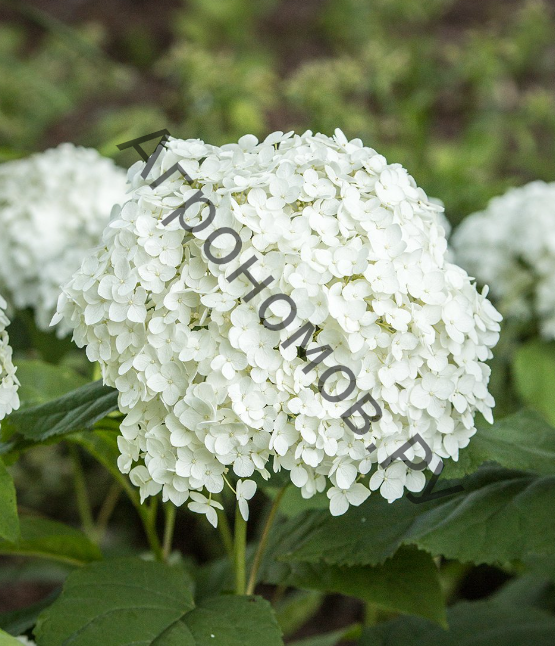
[
  {"left": 275, "top": 467, "right": 555, "bottom": 568},
  {"left": 513, "top": 340, "right": 555, "bottom": 426},
  {"left": 36, "top": 558, "right": 283, "bottom": 646},
  {"left": 14, "top": 360, "right": 88, "bottom": 409},
  {"left": 0, "top": 517, "right": 102, "bottom": 565},
  {"left": 0, "top": 457, "right": 18, "bottom": 542},
  {"left": 264, "top": 546, "right": 446, "bottom": 626},
  {"left": 358, "top": 600, "right": 555, "bottom": 645},
  {"left": 0, "top": 380, "right": 118, "bottom": 452},
  {"left": 444, "top": 409, "right": 555, "bottom": 479}
]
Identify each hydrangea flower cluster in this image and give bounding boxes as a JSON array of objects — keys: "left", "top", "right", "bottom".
[
  {"left": 55, "top": 129, "right": 501, "bottom": 521},
  {"left": 0, "top": 294, "right": 19, "bottom": 421},
  {"left": 0, "top": 143, "right": 127, "bottom": 335},
  {"left": 453, "top": 181, "right": 555, "bottom": 339}
]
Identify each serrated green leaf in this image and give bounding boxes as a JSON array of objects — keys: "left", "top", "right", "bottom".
[
  {"left": 513, "top": 340, "right": 555, "bottom": 426},
  {"left": 0, "top": 457, "right": 18, "bottom": 542},
  {"left": 35, "top": 558, "right": 283, "bottom": 646},
  {"left": 14, "top": 360, "right": 88, "bottom": 409},
  {"left": 266, "top": 547, "right": 446, "bottom": 626},
  {"left": 0, "top": 380, "right": 118, "bottom": 451},
  {"left": 358, "top": 600, "right": 555, "bottom": 646},
  {"left": 444, "top": 410, "right": 555, "bottom": 479},
  {"left": 0, "top": 628, "right": 24, "bottom": 646},
  {"left": 276, "top": 467, "right": 555, "bottom": 568},
  {"left": 0, "top": 517, "right": 102, "bottom": 565}
]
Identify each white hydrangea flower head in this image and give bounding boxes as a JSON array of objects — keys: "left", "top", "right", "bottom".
[
  {"left": 0, "top": 143, "right": 127, "bottom": 336},
  {"left": 55, "top": 129, "right": 501, "bottom": 520},
  {"left": 452, "top": 181, "right": 555, "bottom": 339},
  {"left": 0, "top": 294, "right": 19, "bottom": 421}
]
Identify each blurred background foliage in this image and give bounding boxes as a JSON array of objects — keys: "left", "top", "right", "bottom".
[{"left": 0, "top": 0, "right": 554, "bottom": 224}]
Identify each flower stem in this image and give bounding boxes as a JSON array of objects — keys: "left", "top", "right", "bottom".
[
  {"left": 246, "top": 486, "right": 287, "bottom": 595},
  {"left": 217, "top": 505, "right": 234, "bottom": 562},
  {"left": 94, "top": 481, "right": 122, "bottom": 543},
  {"left": 68, "top": 444, "right": 95, "bottom": 540},
  {"left": 162, "top": 504, "right": 177, "bottom": 562},
  {"left": 143, "top": 498, "right": 164, "bottom": 561},
  {"left": 234, "top": 504, "right": 247, "bottom": 595}
]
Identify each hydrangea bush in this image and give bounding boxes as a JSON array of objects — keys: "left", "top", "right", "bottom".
[
  {"left": 54, "top": 130, "right": 501, "bottom": 522},
  {"left": 0, "top": 294, "right": 19, "bottom": 421},
  {"left": 453, "top": 181, "right": 555, "bottom": 340},
  {"left": 0, "top": 144, "right": 127, "bottom": 335}
]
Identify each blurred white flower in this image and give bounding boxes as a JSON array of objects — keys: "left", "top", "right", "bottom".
[
  {"left": 0, "top": 144, "right": 127, "bottom": 335},
  {"left": 17, "top": 637, "right": 36, "bottom": 645},
  {"left": 56, "top": 129, "right": 500, "bottom": 520},
  {"left": 453, "top": 181, "right": 555, "bottom": 338},
  {"left": 0, "top": 294, "right": 19, "bottom": 421}
]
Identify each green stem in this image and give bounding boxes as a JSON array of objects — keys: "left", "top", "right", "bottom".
[
  {"left": 234, "top": 504, "right": 247, "bottom": 595},
  {"left": 217, "top": 504, "right": 234, "bottom": 562},
  {"left": 94, "top": 481, "right": 122, "bottom": 543},
  {"left": 162, "top": 504, "right": 177, "bottom": 562},
  {"left": 246, "top": 486, "right": 287, "bottom": 595},
  {"left": 143, "top": 498, "right": 164, "bottom": 561},
  {"left": 68, "top": 444, "right": 95, "bottom": 539}
]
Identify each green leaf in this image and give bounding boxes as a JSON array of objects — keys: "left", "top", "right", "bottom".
[
  {"left": 36, "top": 558, "right": 284, "bottom": 646},
  {"left": 0, "top": 517, "right": 102, "bottom": 565},
  {"left": 444, "top": 409, "right": 555, "bottom": 479},
  {"left": 14, "top": 360, "right": 88, "bottom": 409},
  {"left": 0, "top": 628, "right": 24, "bottom": 646},
  {"left": 492, "top": 574, "right": 555, "bottom": 612},
  {"left": 268, "top": 547, "right": 446, "bottom": 626},
  {"left": 0, "top": 457, "right": 19, "bottom": 542},
  {"left": 514, "top": 340, "right": 555, "bottom": 426},
  {"left": 276, "top": 467, "right": 555, "bottom": 568},
  {"left": 269, "top": 486, "right": 329, "bottom": 518},
  {"left": 358, "top": 600, "right": 555, "bottom": 646},
  {"left": 1, "top": 380, "right": 118, "bottom": 451}
]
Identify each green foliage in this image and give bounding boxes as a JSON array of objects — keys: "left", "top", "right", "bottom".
[
  {"left": 443, "top": 409, "right": 555, "bottom": 478},
  {"left": 272, "top": 467, "right": 555, "bottom": 568},
  {"left": 265, "top": 546, "right": 446, "bottom": 626},
  {"left": 0, "top": 380, "right": 118, "bottom": 453},
  {"left": 513, "top": 340, "right": 555, "bottom": 425},
  {"left": 35, "top": 557, "right": 283, "bottom": 646},
  {"left": 358, "top": 600, "right": 555, "bottom": 645},
  {"left": 0, "top": 517, "right": 102, "bottom": 565},
  {"left": 0, "top": 457, "right": 19, "bottom": 542},
  {"left": 14, "top": 360, "right": 88, "bottom": 409}
]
